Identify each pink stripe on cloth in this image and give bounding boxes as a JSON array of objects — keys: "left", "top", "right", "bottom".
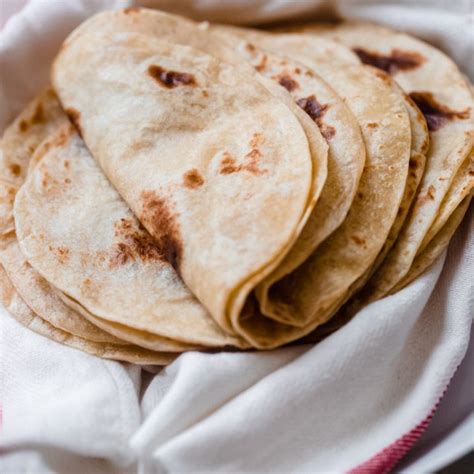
[
  {"left": 349, "top": 405, "right": 437, "bottom": 474},
  {"left": 349, "top": 371, "right": 464, "bottom": 474}
]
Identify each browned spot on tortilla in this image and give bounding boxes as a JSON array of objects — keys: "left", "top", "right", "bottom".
[
  {"left": 53, "top": 125, "right": 74, "bottom": 147},
  {"left": 9, "top": 164, "right": 21, "bottom": 177},
  {"left": 357, "top": 192, "right": 364, "bottom": 199},
  {"left": 304, "top": 70, "right": 315, "bottom": 78},
  {"left": 367, "top": 122, "right": 378, "bottom": 129},
  {"left": 418, "top": 184, "right": 436, "bottom": 206},
  {"left": 255, "top": 54, "right": 268, "bottom": 72},
  {"left": 2, "top": 229, "right": 16, "bottom": 240},
  {"left": 220, "top": 134, "right": 267, "bottom": 176},
  {"left": 123, "top": 6, "right": 140, "bottom": 14},
  {"left": 108, "top": 217, "right": 164, "bottom": 268},
  {"left": 469, "top": 170, "right": 474, "bottom": 176},
  {"left": 18, "top": 102, "right": 45, "bottom": 133},
  {"left": 372, "top": 69, "right": 392, "bottom": 85},
  {"left": 351, "top": 235, "right": 366, "bottom": 246},
  {"left": 294, "top": 67, "right": 301, "bottom": 74},
  {"left": 275, "top": 74, "right": 299, "bottom": 92},
  {"left": 320, "top": 123, "right": 336, "bottom": 140},
  {"left": 408, "top": 91, "right": 471, "bottom": 131},
  {"left": 352, "top": 47, "right": 426, "bottom": 75},
  {"left": 296, "top": 95, "right": 329, "bottom": 122},
  {"left": 139, "top": 191, "right": 183, "bottom": 274},
  {"left": 31, "top": 103, "right": 45, "bottom": 124},
  {"left": 409, "top": 158, "right": 419, "bottom": 169},
  {"left": 148, "top": 65, "right": 196, "bottom": 89},
  {"left": 34, "top": 141, "right": 52, "bottom": 164},
  {"left": 64, "top": 178, "right": 71, "bottom": 184},
  {"left": 183, "top": 169, "right": 204, "bottom": 189},
  {"left": 296, "top": 95, "right": 335, "bottom": 141},
  {"left": 64, "top": 160, "right": 70, "bottom": 169},
  {"left": 250, "top": 132, "right": 265, "bottom": 148},
  {"left": 202, "top": 90, "right": 209, "bottom": 97},
  {"left": 245, "top": 42, "right": 256, "bottom": 52},
  {"left": 19, "top": 120, "right": 28, "bottom": 132},
  {"left": 49, "top": 245, "right": 70, "bottom": 264},
  {"left": 65, "top": 108, "right": 83, "bottom": 137}
]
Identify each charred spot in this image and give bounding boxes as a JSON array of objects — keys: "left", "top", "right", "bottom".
[
  {"left": 245, "top": 42, "right": 256, "bottom": 52},
  {"left": 148, "top": 65, "right": 196, "bottom": 89},
  {"left": 469, "top": 170, "right": 474, "bottom": 176},
  {"left": 296, "top": 95, "right": 329, "bottom": 122},
  {"left": 34, "top": 142, "right": 52, "bottom": 163},
  {"left": 53, "top": 126, "right": 74, "bottom": 147},
  {"left": 352, "top": 47, "right": 426, "bottom": 75},
  {"left": 9, "top": 164, "right": 21, "bottom": 177},
  {"left": 139, "top": 192, "right": 183, "bottom": 275},
  {"left": 49, "top": 245, "right": 70, "bottom": 264},
  {"left": 31, "top": 103, "right": 45, "bottom": 124},
  {"left": 65, "top": 108, "right": 83, "bottom": 137},
  {"left": 109, "top": 217, "right": 165, "bottom": 268},
  {"left": 351, "top": 235, "right": 366, "bottom": 246},
  {"left": 123, "top": 6, "right": 140, "bottom": 14},
  {"left": 255, "top": 54, "right": 268, "bottom": 72},
  {"left": 320, "top": 123, "right": 336, "bottom": 141},
  {"left": 409, "top": 91, "right": 471, "bottom": 131},
  {"left": 220, "top": 153, "right": 239, "bottom": 175},
  {"left": 418, "top": 184, "right": 437, "bottom": 206},
  {"left": 219, "top": 134, "right": 267, "bottom": 176},
  {"left": 183, "top": 168, "right": 204, "bottom": 189},
  {"left": 409, "top": 158, "right": 419, "bottom": 169},
  {"left": 275, "top": 74, "right": 299, "bottom": 92},
  {"left": 296, "top": 95, "right": 335, "bottom": 141},
  {"left": 367, "top": 122, "right": 378, "bottom": 129},
  {"left": 19, "top": 119, "right": 29, "bottom": 132}
]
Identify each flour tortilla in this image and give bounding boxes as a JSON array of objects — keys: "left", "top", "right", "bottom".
[
  {"left": 14, "top": 124, "right": 247, "bottom": 349},
  {"left": 0, "top": 264, "right": 176, "bottom": 364},
  {"left": 0, "top": 92, "right": 196, "bottom": 352},
  {"left": 56, "top": 7, "right": 334, "bottom": 331},
  {"left": 216, "top": 27, "right": 412, "bottom": 329},
  {"left": 52, "top": 25, "right": 327, "bottom": 348},
  {"left": 417, "top": 150, "right": 473, "bottom": 254},
  {"left": 302, "top": 21, "right": 474, "bottom": 299},
  {"left": 391, "top": 194, "right": 472, "bottom": 293},
  {"left": 333, "top": 84, "right": 430, "bottom": 312},
  {"left": 0, "top": 88, "right": 68, "bottom": 186},
  {"left": 0, "top": 94, "right": 139, "bottom": 347},
  {"left": 211, "top": 28, "right": 366, "bottom": 324}
]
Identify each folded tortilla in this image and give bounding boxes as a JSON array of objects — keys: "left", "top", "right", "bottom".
[{"left": 301, "top": 21, "right": 474, "bottom": 300}]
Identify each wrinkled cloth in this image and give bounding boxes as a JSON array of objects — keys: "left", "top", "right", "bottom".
[{"left": 0, "top": 1, "right": 472, "bottom": 472}]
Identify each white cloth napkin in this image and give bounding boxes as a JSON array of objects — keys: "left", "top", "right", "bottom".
[{"left": 0, "top": 1, "right": 472, "bottom": 472}]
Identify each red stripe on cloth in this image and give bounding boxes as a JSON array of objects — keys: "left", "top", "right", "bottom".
[{"left": 348, "top": 403, "right": 439, "bottom": 474}]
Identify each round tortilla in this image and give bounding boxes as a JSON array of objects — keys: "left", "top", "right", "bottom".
[
  {"left": 0, "top": 264, "right": 176, "bottom": 364},
  {"left": 300, "top": 21, "right": 474, "bottom": 299},
  {"left": 216, "top": 27, "right": 413, "bottom": 332},
  {"left": 14, "top": 125, "right": 248, "bottom": 348}
]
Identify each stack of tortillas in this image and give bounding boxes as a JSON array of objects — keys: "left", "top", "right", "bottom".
[{"left": 0, "top": 8, "right": 472, "bottom": 364}]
